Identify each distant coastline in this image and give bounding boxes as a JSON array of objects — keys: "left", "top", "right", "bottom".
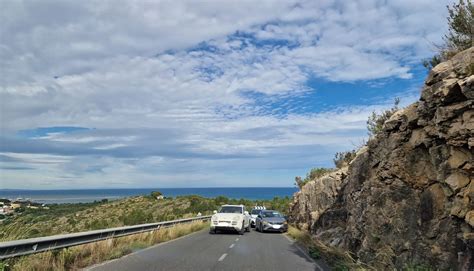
[{"left": 0, "top": 187, "right": 297, "bottom": 204}]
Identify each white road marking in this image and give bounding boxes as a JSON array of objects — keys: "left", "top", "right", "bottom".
[
  {"left": 235, "top": 238, "right": 239, "bottom": 241},
  {"left": 229, "top": 244, "right": 235, "bottom": 248},
  {"left": 283, "top": 234, "right": 324, "bottom": 271},
  {"left": 218, "top": 253, "right": 227, "bottom": 262}
]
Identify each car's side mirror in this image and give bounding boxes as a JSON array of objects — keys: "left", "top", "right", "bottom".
[
  {"left": 213, "top": 210, "right": 217, "bottom": 214},
  {"left": 257, "top": 215, "right": 262, "bottom": 218},
  {"left": 244, "top": 211, "right": 249, "bottom": 216}
]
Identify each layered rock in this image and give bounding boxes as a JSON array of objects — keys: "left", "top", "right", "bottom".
[{"left": 289, "top": 47, "right": 473, "bottom": 270}]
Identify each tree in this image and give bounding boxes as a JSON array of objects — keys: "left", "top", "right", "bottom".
[
  {"left": 423, "top": 0, "right": 473, "bottom": 69},
  {"left": 445, "top": 0, "right": 474, "bottom": 51}
]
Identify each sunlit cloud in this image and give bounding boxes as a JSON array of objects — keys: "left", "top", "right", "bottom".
[{"left": 0, "top": 0, "right": 453, "bottom": 188}]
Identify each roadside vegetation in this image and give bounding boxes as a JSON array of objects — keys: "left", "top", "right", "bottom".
[
  {"left": 0, "top": 193, "right": 292, "bottom": 270},
  {"left": 287, "top": 226, "right": 373, "bottom": 271},
  {"left": 2, "top": 221, "right": 207, "bottom": 271},
  {"left": 0, "top": 194, "right": 291, "bottom": 242}
]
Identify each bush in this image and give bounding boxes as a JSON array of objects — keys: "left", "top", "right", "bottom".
[
  {"left": 120, "top": 210, "right": 153, "bottom": 226},
  {"left": 423, "top": 0, "right": 473, "bottom": 69},
  {"left": 308, "top": 246, "right": 321, "bottom": 259},
  {"left": 333, "top": 150, "right": 357, "bottom": 169},
  {"left": 367, "top": 98, "right": 400, "bottom": 137},
  {"left": 295, "top": 168, "right": 334, "bottom": 189},
  {"left": 150, "top": 191, "right": 163, "bottom": 199},
  {"left": 445, "top": 0, "right": 474, "bottom": 52},
  {"left": 213, "top": 196, "right": 229, "bottom": 206}
]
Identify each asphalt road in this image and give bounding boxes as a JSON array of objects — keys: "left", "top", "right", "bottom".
[{"left": 88, "top": 228, "right": 329, "bottom": 271}]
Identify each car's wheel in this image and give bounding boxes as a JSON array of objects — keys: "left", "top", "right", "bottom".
[{"left": 239, "top": 222, "right": 245, "bottom": 235}]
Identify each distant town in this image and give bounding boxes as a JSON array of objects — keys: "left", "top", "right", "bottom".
[{"left": 0, "top": 198, "right": 49, "bottom": 218}]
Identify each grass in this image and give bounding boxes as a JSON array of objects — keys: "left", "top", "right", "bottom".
[
  {"left": 1, "top": 220, "right": 207, "bottom": 271},
  {"left": 0, "top": 194, "right": 292, "bottom": 270},
  {"left": 286, "top": 226, "right": 373, "bottom": 271},
  {"left": 0, "top": 195, "right": 291, "bottom": 241}
]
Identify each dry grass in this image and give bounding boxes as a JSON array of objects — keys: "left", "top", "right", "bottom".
[
  {"left": 3, "top": 221, "right": 207, "bottom": 271},
  {"left": 286, "top": 225, "right": 374, "bottom": 271}
]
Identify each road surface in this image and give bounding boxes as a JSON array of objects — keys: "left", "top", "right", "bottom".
[{"left": 88, "top": 228, "right": 329, "bottom": 271}]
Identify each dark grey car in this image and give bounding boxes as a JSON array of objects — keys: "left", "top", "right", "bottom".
[{"left": 255, "top": 210, "right": 288, "bottom": 233}]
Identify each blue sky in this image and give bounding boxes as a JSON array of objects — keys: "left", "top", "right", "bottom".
[{"left": 0, "top": 0, "right": 453, "bottom": 189}]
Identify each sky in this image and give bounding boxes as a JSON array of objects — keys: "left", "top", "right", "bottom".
[{"left": 0, "top": 0, "right": 453, "bottom": 189}]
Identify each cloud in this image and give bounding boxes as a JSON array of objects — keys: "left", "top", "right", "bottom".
[{"left": 0, "top": 0, "right": 454, "bottom": 188}]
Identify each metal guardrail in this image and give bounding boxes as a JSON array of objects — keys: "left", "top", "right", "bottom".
[{"left": 0, "top": 215, "right": 211, "bottom": 260}]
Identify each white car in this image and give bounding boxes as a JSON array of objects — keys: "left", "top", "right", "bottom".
[
  {"left": 209, "top": 204, "right": 251, "bottom": 235},
  {"left": 250, "top": 206, "right": 265, "bottom": 227}
]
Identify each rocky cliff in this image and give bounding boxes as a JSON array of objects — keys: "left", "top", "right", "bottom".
[{"left": 289, "top": 47, "right": 473, "bottom": 270}]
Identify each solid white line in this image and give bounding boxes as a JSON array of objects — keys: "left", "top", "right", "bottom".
[
  {"left": 229, "top": 244, "right": 235, "bottom": 248},
  {"left": 283, "top": 234, "right": 324, "bottom": 271},
  {"left": 218, "top": 253, "right": 227, "bottom": 262},
  {"left": 235, "top": 238, "right": 239, "bottom": 241}
]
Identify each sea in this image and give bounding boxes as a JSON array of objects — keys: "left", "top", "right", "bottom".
[{"left": 0, "top": 187, "right": 298, "bottom": 204}]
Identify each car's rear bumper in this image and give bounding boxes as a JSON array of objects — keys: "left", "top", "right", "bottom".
[
  {"left": 210, "top": 222, "right": 241, "bottom": 232},
  {"left": 262, "top": 224, "right": 288, "bottom": 232}
]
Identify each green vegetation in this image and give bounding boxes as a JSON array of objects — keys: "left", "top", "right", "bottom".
[
  {"left": 0, "top": 194, "right": 291, "bottom": 242},
  {"left": 2, "top": 221, "right": 207, "bottom": 271},
  {"left": 287, "top": 226, "right": 372, "bottom": 270},
  {"left": 0, "top": 194, "right": 293, "bottom": 270},
  {"left": 367, "top": 97, "right": 400, "bottom": 137},
  {"left": 423, "top": 0, "right": 473, "bottom": 69},
  {"left": 333, "top": 150, "right": 357, "bottom": 168},
  {"left": 295, "top": 168, "right": 335, "bottom": 189},
  {"left": 150, "top": 190, "right": 163, "bottom": 198}
]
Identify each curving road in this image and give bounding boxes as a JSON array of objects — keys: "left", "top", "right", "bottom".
[{"left": 88, "top": 228, "right": 329, "bottom": 271}]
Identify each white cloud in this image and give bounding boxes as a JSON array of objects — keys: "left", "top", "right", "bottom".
[{"left": 0, "top": 0, "right": 454, "bottom": 188}]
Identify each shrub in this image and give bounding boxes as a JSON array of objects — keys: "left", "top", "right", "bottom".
[
  {"left": 120, "top": 210, "right": 153, "bottom": 226},
  {"left": 445, "top": 0, "right": 474, "bottom": 52},
  {"left": 333, "top": 150, "right": 357, "bottom": 169},
  {"left": 423, "top": 0, "right": 473, "bottom": 69},
  {"left": 367, "top": 98, "right": 400, "bottom": 137},
  {"left": 295, "top": 167, "right": 334, "bottom": 189},
  {"left": 150, "top": 191, "right": 163, "bottom": 199},
  {"left": 308, "top": 246, "right": 321, "bottom": 259},
  {"left": 213, "top": 196, "right": 229, "bottom": 206}
]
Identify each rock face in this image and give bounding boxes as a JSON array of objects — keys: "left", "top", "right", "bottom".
[{"left": 289, "top": 48, "right": 473, "bottom": 270}]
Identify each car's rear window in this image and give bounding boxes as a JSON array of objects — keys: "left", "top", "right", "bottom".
[
  {"left": 219, "top": 206, "right": 242, "bottom": 214},
  {"left": 251, "top": 209, "right": 261, "bottom": 215},
  {"left": 261, "top": 211, "right": 282, "bottom": 218}
]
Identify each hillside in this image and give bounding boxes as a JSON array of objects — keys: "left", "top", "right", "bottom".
[
  {"left": 289, "top": 47, "right": 473, "bottom": 269},
  {"left": 0, "top": 194, "right": 290, "bottom": 241}
]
